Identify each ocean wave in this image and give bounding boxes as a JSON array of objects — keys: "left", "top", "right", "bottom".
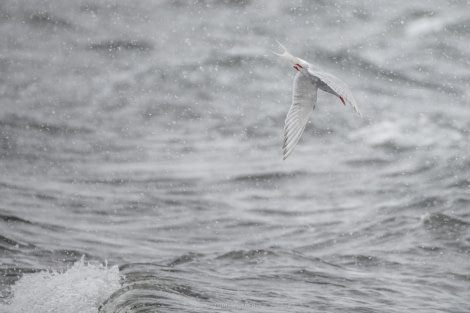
[
  {"left": 88, "top": 39, "right": 153, "bottom": 53},
  {"left": 26, "top": 11, "right": 75, "bottom": 30},
  {"left": 100, "top": 262, "right": 211, "bottom": 313},
  {"left": 0, "top": 214, "right": 32, "bottom": 225},
  {"left": 216, "top": 249, "right": 276, "bottom": 260},
  {"left": 167, "top": 252, "right": 204, "bottom": 267},
  {"left": 422, "top": 212, "right": 470, "bottom": 230},
  {"left": 0, "top": 113, "right": 92, "bottom": 135},
  {"left": 0, "top": 257, "right": 120, "bottom": 313},
  {"left": 231, "top": 170, "right": 305, "bottom": 183}
]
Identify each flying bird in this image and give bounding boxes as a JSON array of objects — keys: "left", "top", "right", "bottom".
[{"left": 274, "top": 42, "right": 362, "bottom": 159}]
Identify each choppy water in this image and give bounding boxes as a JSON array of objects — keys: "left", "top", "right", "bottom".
[{"left": 1, "top": 0, "right": 470, "bottom": 312}]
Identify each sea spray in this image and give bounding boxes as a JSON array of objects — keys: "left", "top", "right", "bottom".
[{"left": 1, "top": 257, "right": 121, "bottom": 313}]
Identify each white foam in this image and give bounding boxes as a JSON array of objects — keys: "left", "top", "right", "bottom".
[
  {"left": 1, "top": 257, "right": 121, "bottom": 313},
  {"left": 349, "top": 117, "right": 463, "bottom": 150},
  {"left": 405, "top": 17, "right": 446, "bottom": 37},
  {"left": 404, "top": 11, "right": 469, "bottom": 38}
]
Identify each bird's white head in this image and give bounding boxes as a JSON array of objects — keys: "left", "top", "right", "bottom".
[{"left": 273, "top": 41, "right": 308, "bottom": 71}]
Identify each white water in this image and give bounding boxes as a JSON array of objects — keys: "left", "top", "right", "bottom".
[{"left": 1, "top": 258, "right": 120, "bottom": 313}]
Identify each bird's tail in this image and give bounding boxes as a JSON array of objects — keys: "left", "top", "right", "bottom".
[{"left": 272, "top": 40, "right": 301, "bottom": 66}]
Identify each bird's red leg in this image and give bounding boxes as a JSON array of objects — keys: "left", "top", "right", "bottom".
[{"left": 339, "top": 96, "right": 346, "bottom": 105}]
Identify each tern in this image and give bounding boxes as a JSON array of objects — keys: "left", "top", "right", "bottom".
[{"left": 274, "top": 42, "right": 362, "bottom": 159}]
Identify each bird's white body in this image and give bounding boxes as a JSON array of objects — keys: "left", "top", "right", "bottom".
[{"left": 274, "top": 42, "right": 362, "bottom": 159}]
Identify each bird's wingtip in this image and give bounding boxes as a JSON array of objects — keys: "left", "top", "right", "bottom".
[
  {"left": 355, "top": 108, "right": 363, "bottom": 118},
  {"left": 282, "top": 148, "right": 292, "bottom": 160}
]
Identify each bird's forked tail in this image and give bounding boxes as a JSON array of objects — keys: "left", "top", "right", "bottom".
[{"left": 272, "top": 40, "right": 302, "bottom": 66}]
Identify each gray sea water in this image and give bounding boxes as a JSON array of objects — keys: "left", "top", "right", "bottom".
[{"left": 1, "top": 0, "right": 470, "bottom": 312}]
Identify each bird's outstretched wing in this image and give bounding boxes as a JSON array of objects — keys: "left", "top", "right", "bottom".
[
  {"left": 283, "top": 72, "right": 317, "bottom": 160},
  {"left": 308, "top": 69, "right": 362, "bottom": 117}
]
